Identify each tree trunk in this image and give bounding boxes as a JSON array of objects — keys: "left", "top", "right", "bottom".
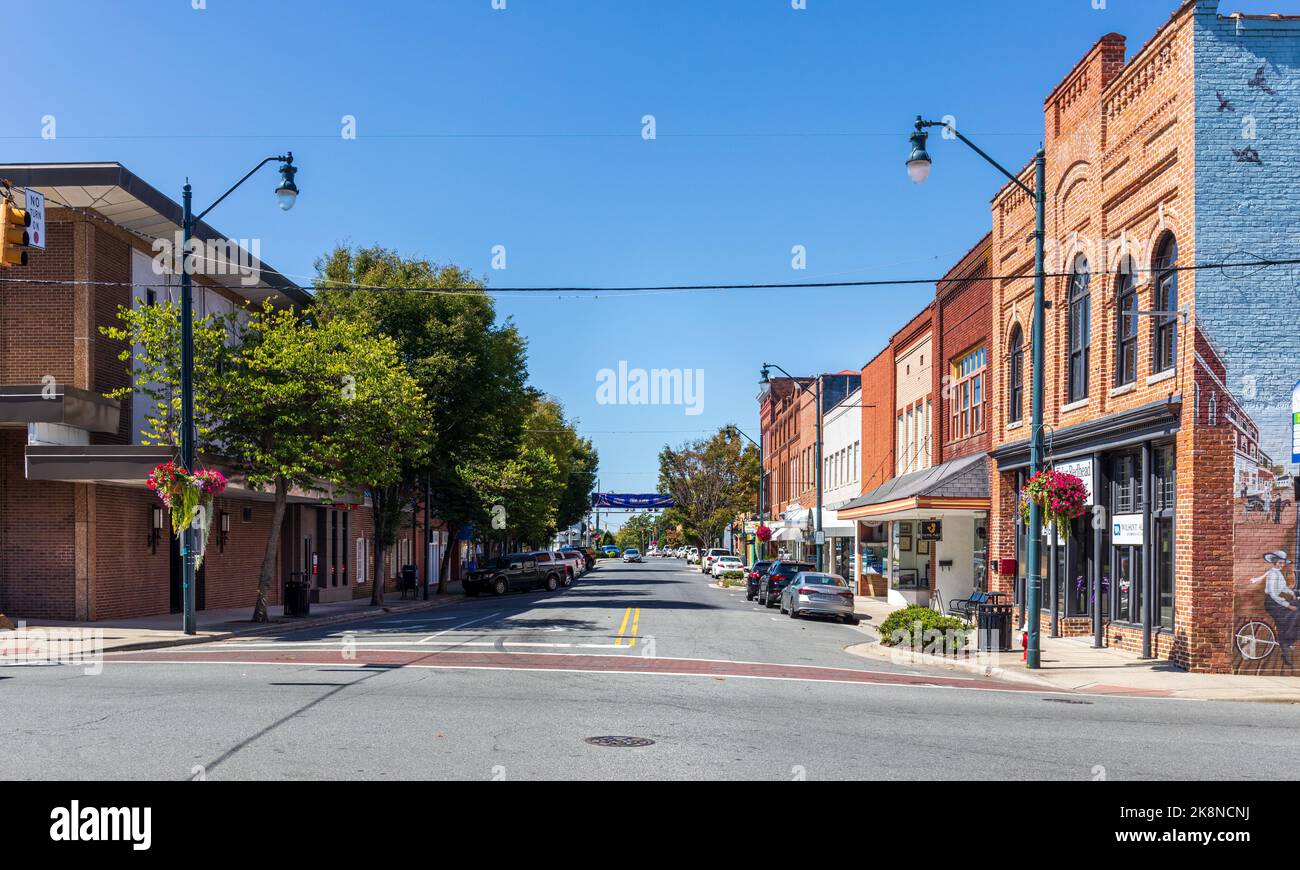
[
  {"left": 251, "top": 476, "right": 289, "bottom": 623},
  {"left": 437, "top": 533, "right": 455, "bottom": 595}
]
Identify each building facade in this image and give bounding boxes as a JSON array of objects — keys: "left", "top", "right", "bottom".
[
  {"left": 987, "top": 0, "right": 1300, "bottom": 673},
  {"left": 0, "top": 163, "right": 432, "bottom": 622}
]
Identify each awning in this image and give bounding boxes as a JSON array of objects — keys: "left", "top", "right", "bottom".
[
  {"left": 0, "top": 383, "right": 120, "bottom": 433},
  {"left": 769, "top": 526, "right": 801, "bottom": 541},
  {"left": 835, "top": 453, "right": 990, "bottom": 521}
]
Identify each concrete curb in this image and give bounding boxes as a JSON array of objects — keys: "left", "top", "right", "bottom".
[
  {"left": 844, "top": 634, "right": 1058, "bottom": 689},
  {"left": 100, "top": 594, "right": 468, "bottom": 654}
]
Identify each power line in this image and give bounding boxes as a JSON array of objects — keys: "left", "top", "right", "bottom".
[{"left": 2, "top": 255, "right": 1298, "bottom": 297}]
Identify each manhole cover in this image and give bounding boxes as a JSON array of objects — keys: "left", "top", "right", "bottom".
[
  {"left": 1042, "top": 697, "right": 1092, "bottom": 705},
  {"left": 584, "top": 735, "right": 655, "bottom": 748}
]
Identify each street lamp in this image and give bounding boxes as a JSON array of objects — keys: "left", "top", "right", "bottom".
[
  {"left": 178, "top": 152, "right": 299, "bottom": 635},
  {"left": 907, "top": 115, "right": 1047, "bottom": 669},
  {"left": 761, "top": 363, "right": 824, "bottom": 572}
]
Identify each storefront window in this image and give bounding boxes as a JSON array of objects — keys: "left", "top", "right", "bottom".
[
  {"left": 1157, "top": 519, "right": 1174, "bottom": 629},
  {"left": 973, "top": 514, "right": 988, "bottom": 593}
]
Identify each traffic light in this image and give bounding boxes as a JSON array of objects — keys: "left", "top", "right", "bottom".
[{"left": 1, "top": 201, "right": 31, "bottom": 267}]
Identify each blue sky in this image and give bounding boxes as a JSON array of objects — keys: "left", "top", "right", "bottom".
[{"left": 7, "top": 0, "right": 1292, "bottom": 530}]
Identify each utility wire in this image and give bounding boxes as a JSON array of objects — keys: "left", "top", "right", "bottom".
[{"left": 1, "top": 255, "right": 1297, "bottom": 296}]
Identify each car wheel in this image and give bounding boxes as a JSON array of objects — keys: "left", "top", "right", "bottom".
[
  {"left": 545, "top": 574, "right": 559, "bottom": 592},
  {"left": 789, "top": 603, "right": 799, "bottom": 619},
  {"left": 778, "top": 597, "right": 786, "bottom": 614},
  {"left": 745, "top": 591, "right": 754, "bottom": 601},
  {"left": 843, "top": 614, "right": 860, "bottom": 626},
  {"left": 562, "top": 570, "right": 573, "bottom": 588},
  {"left": 492, "top": 577, "right": 508, "bottom": 596}
]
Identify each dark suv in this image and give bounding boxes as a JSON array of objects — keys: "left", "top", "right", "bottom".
[
  {"left": 757, "top": 560, "right": 815, "bottom": 607},
  {"left": 464, "top": 553, "right": 563, "bottom": 597},
  {"left": 744, "top": 560, "right": 774, "bottom": 601}
]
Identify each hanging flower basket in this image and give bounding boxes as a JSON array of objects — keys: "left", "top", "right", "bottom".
[
  {"left": 146, "top": 462, "right": 228, "bottom": 538},
  {"left": 755, "top": 524, "right": 772, "bottom": 542},
  {"left": 1019, "top": 469, "right": 1088, "bottom": 542}
]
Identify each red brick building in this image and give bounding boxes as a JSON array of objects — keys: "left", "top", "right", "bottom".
[
  {"left": 987, "top": 1, "right": 1300, "bottom": 673},
  {"left": 0, "top": 163, "right": 436, "bottom": 623},
  {"left": 838, "top": 243, "right": 994, "bottom": 605}
]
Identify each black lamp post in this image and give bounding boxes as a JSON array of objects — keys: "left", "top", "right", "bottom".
[
  {"left": 908, "top": 116, "right": 1047, "bottom": 668},
  {"left": 177, "top": 153, "right": 299, "bottom": 635},
  {"left": 761, "top": 363, "right": 823, "bottom": 572},
  {"left": 727, "top": 423, "right": 764, "bottom": 562}
]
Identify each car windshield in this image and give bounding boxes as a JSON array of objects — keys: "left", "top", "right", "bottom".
[
  {"left": 718, "top": 557, "right": 740, "bottom": 563},
  {"left": 796, "top": 573, "right": 847, "bottom": 586},
  {"left": 775, "top": 563, "right": 814, "bottom": 575},
  {"left": 626, "top": 549, "right": 639, "bottom": 554}
]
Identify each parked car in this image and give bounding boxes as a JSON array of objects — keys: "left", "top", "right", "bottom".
[
  {"left": 744, "top": 560, "right": 774, "bottom": 601},
  {"left": 561, "top": 545, "right": 596, "bottom": 571},
  {"left": 757, "top": 560, "right": 816, "bottom": 607},
  {"left": 464, "top": 552, "right": 563, "bottom": 596},
  {"left": 548, "top": 550, "right": 584, "bottom": 586},
  {"left": 780, "top": 571, "right": 859, "bottom": 623},
  {"left": 700, "top": 548, "right": 730, "bottom": 574},
  {"left": 623, "top": 547, "right": 643, "bottom": 563},
  {"left": 710, "top": 555, "right": 744, "bottom": 578},
  {"left": 686, "top": 547, "right": 700, "bottom": 564},
  {"left": 602, "top": 546, "right": 620, "bottom": 558}
]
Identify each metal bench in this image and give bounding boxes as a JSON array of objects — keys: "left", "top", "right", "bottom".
[{"left": 946, "top": 591, "right": 994, "bottom": 622}]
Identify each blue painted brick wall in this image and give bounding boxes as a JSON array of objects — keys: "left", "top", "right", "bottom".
[{"left": 1194, "top": 0, "right": 1300, "bottom": 466}]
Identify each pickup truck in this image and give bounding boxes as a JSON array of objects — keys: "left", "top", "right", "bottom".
[
  {"left": 560, "top": 545, "right": 596, "bottom": 571},
  {"left": 464, "top": 553, "right": 563, "bottom": 597},
  {"left": 545, "top": 550, "right": 584, "bottom": 586}
]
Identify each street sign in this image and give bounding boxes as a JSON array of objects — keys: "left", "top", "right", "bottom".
[
  {"left": 919, "top": 519, "right": 942, "bottom": 541},
  {"left": 24, "top": 189, "right": 44, "bottom": 250}
]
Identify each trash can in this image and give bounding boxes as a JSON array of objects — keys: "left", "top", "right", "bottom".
[
  {"left": 976, "top": 602, "right": 1013, "bottom": 652},
  {"left": 284, "top": 573, "right": 311, "bottom": 617},
  {"left": 400, "top": 564, "right": 418, "bottom": 599}
]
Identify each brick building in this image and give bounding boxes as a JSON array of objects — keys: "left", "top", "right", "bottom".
[
  {"left": 837, "top": 241, "right": 994, "bottom": 606},
  {"left": 0, "top": 163, "right": 435, "bottom": 623},
  {"left": 986, "top": 1, "right": 1300, "bottom": 673}
]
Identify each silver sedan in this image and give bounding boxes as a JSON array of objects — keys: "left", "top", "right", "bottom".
[{"left": 779, "top": 571, "right": 859, "bottom": 624}]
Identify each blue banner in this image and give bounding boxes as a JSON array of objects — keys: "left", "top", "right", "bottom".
[{"left": 592, "top": 493, "right": 675, "bottom": 509}]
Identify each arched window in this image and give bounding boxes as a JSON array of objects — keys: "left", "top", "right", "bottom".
[
  {"left": 1152, "top": 235, "right": 1178, "bottom": 372},
  {"left": 1067, "top": 254, "right": 1091, "bottom": 402},
  {"left": 1115, "top": 259, "right": 1139, "bottom": 386},
  {"left": 1008, "top": 325, "right": 1024, "bottom": 424}
]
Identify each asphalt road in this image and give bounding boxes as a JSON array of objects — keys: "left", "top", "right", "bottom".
[{"left": 2, "top": 558, "right": 1296, "bottom": 780}]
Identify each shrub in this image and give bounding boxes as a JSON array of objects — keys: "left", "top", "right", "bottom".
[
  {"left": 876, "top": 605, "right": 970, "bottom": 653},
  {"left": 719, "top": 569, "right": 746, "bottom": 586}
]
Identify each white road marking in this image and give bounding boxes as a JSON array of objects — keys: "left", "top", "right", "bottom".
[
  {"left": 192, "top": 640, "right": 626, "bottom": 650},
  {"left": 416, "top": 611, "right": 503, "bottom": 644}
]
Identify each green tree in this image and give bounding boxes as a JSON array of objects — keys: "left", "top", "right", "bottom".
[
  {"left": 616, "top": 513, "right": 656, "bottom": 552},
  {"left": 210, "top": 304, "right": 429, "bottom": 617},
  {"left": 658, "top": 426, "right": 759, "bottom": 548},
  {"left": 105, "top": 301, "right": 430, "bottom": 620},
  {"left": 314, "top": 245, "right": 531, "bottom": 593}
]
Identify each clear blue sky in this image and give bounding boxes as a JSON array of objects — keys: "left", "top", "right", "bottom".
[{"left": 7, "top": 0, "right": 1291, "bottom": 530}]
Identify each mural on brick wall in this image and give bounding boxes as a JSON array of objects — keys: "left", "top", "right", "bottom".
[{"left": 1191, "top": 7, "right": 1300, "bottom": 674}]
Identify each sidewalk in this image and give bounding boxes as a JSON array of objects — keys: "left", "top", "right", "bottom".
[
  {"left": 846, "top": 596, "right": 1300, "bottom": 703},
  {"left": 1, "top": 584, "right": 468, "bottom": 656}
]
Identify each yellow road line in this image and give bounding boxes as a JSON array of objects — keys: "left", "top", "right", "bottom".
[
  {"left": 615, "top": 607, "right": 632, "bottom": 646},
  {"left": 628, "top": 608, "right": 641, "bottom": 648}
]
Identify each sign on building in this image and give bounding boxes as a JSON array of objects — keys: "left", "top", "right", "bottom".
[
  {"left": 1112, "top": 513, "right": 1144, "bottom": 546},
  {"left": 918, "top": 519, "right": 943, "bottom": 541},
  {"left": 1292, "top": 380, "right": 1300, "bottom": 465}
]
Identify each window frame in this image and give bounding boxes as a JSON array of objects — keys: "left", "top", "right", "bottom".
[
  {"left": 1066, "top": 255, "right": 1091, "bottom": 403},
  {"left": 1008, "top": 325, "right": 1024, "bottom": 423},
  {"left": 1115, "top": 262, "right": 1138, "bottom": 387},
  {"left": 1152, "top": 236, "right": 1178, "bottom": 374}
]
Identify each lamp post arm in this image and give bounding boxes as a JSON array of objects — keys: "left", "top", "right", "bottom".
[
  {"left": 917, "top": 120, "right": 1036, "bottom": 200},
  {"left": 193, "top": 154, "right": 293, "bottom": 225}
]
